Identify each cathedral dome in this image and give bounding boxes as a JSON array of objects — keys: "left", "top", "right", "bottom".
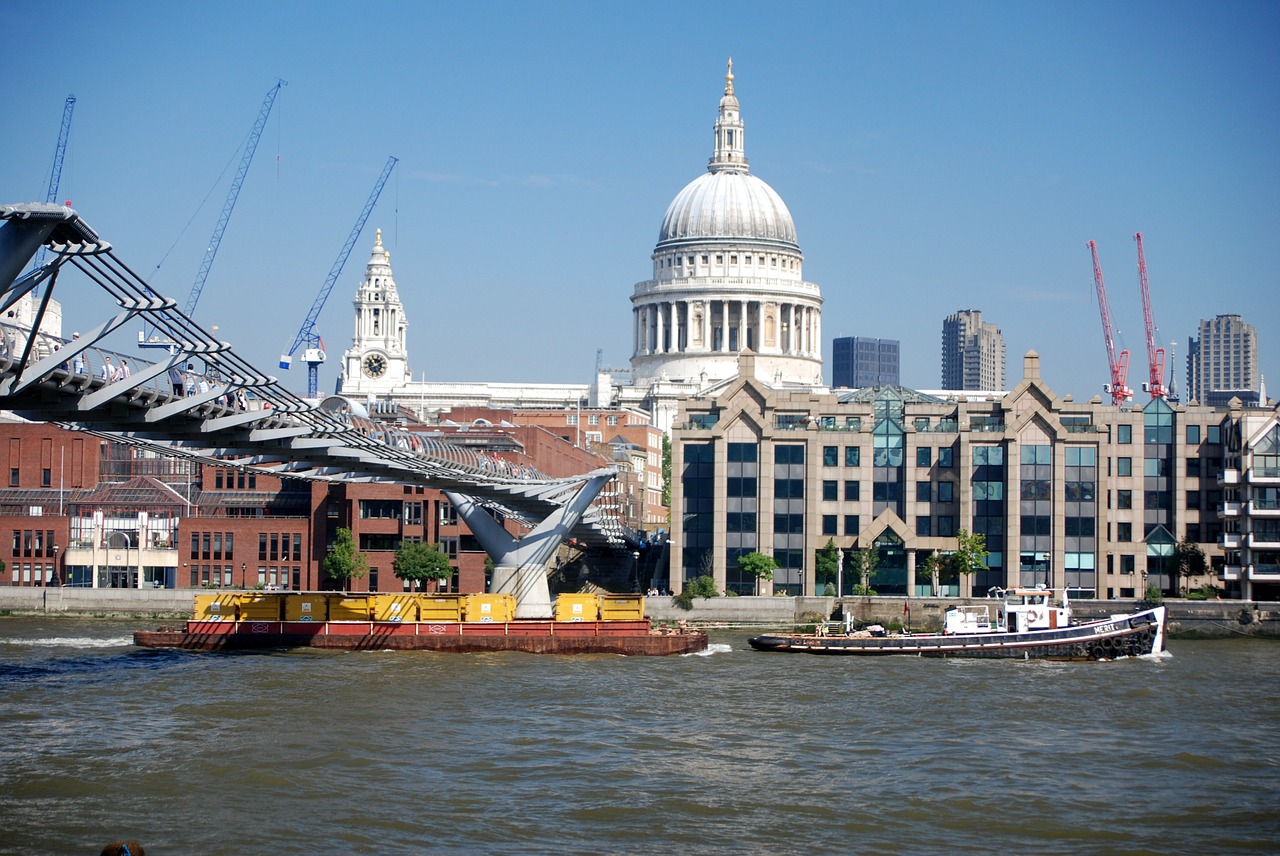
[{"left": 658, "top": 170, "right": 798, "bottom": 250}]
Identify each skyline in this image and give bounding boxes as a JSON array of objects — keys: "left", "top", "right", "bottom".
[{"left": 3, "top": 1, "right": 1278, "bottom": 403}]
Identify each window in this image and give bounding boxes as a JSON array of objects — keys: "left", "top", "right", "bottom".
[
  {"left": 822, "top": 480, "right": 838, "bottom": 501},
  {"left": 844, "top": 515, "right": 860, "bottom": 535},
  {"left": 1118, "top": 424, "right": 1132, "bottom": 444},
  {"left": 916, "top": 482, "right": 932, "bottom": 502},
  {"left": 917, "top": 516, "right": 932, "bottom": 536},
  {"left": 566, "top": 414, "right": 578, "bottom": 426},
  {"left": 1120, "top": 555, "right": 1135, "bottom": 575},
  {"left": 822, "top": 515, "right": 837, "bottom": 536},
  {"left": 1186, "top": 490, "right": 1200, "bottom": 509},
  {"left": 8, "top": 468, "right": 17, "bottom": 487},
  {"left": 823, "top": 446, "right": 838, "bottom": 467},
  {"left": 845, "top": 447, "right": 861, "bottom": 467},
  {"left": 917, "top": 447, "right": 932, "bottom": 467},
  {"left": 1117, "top": 522, "right": 1132, "bottom": 542},
  {"left": 1117, "top": 457, "right": 1132, "bottom": 477},
  {"left": 937, "top": 516, "right": 956, "bottom": 537},
  {"left": 938, "top": 447, "right": 954, "bottom": 468},
  {"left": 938, "top": 482, "right": 954, "bottom": 503},
  {"left": 1186, "top": 425, "right": 1201, "bottom": 444},
  {"left": 844, "top": 480, "right": 860, "bottom": 501},
  {"left": 41, "top": 468, "right": 51, "bottom": 487},
  {"left": 1117, "top": 489, "right": 1132, "bottom": 509}
]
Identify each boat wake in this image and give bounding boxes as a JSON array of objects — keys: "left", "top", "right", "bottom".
[
  {"left": 12, "top": 636, "right": 134, "bottom": 649},
  {"left": 687, "top": 642, "right": 733, "bottom": 657}
]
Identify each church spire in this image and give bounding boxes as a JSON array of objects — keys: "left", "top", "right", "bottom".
[{"left": 709, "top": 57, "right": 748, "bottom": 173}]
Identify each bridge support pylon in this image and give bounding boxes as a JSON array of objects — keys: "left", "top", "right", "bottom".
[{"left": 444, "top": 472, "right": 612, "bottom": 619}]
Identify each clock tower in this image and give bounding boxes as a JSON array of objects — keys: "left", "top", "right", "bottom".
[{"left": 340, "top": 229, "right": 411, "bottom": 395}]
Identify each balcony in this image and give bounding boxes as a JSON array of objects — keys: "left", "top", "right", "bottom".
[
  {"left": 1247, "top": 532, "right": 1280, "bottom": 550},
  {"left": 1218, "top": 501, "right": 1242, "bottom": 519},
  {"left": 1218, "top": 532, "right": 1243, "bottom": 550},
  {"left": 1217, "top": 468, "right": 1240, "bottom": 486},
  {"left": 1221, "top": 565, "right": 1243, "bottom": 581},
  {"left": 1248, "top": 467, "right": 1280, "bottom": 485},
  {"left": 1247, "top": 500, "right": 1280, "bottom": 517},
  {"left": 1249, "top": 564, "right": 1280, "bottom": 582}
]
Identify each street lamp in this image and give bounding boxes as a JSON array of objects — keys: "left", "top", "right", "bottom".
[{"left": 52, "top": 544, "right": 60, "bottom": 586}]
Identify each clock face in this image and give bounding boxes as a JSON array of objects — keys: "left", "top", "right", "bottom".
[{"left": 362, "top": 353, "right": 387, "bottom": 378}]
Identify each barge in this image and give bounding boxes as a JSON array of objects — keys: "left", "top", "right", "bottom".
[{"left": 134, "top": 591, "right": 707, "bottom": 656}]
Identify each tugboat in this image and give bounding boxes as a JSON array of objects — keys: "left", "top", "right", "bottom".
[
  {"left": 747, "top": 587, "right": 1165, "bottom": 660},
  {"left": 135, "top": 591, "right": 707, "bottom": 656}
]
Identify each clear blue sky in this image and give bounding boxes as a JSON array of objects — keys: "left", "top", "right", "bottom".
[{"left": 3, "top": 0, "right": 1278, "bottom": 402}]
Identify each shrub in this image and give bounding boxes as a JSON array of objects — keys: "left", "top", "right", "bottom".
[{"left": 673, "top": 575, "right": 719, "bottom": 610}]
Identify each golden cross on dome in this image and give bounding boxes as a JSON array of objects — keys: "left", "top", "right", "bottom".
[
  {"left": 375, "top": 228, "right": 382, "bottom": 246},
  {"left": 725, "top": 57, "right": 734, "bottom": 95}
]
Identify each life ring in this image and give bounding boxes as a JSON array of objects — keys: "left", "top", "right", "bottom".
[{"left": 1026, "top": 609, "right": 1040, "bottom": 622}]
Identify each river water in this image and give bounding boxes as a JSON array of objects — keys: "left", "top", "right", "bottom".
[{"left": 1, "top": 617, "right": 1278, "bottom": 855}]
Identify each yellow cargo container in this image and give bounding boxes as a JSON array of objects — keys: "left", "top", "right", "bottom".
[
  {"left": 237, "top": 592, "right": 284, "bottom": 621},
  {"left": 418, "top": 594, "right": 465, "bottom": 622},
  {"left": 464, "top": 593, "right": 516, "bottom": 623},
  {"left": 284, "top": 593, "right": 329, "bottom": 622},
  {"left": 328, "top": 593, "right": 376, "bottom": 621},
  {"left": 193, "top": 592, "right": 240, "bottom": 621},
  {"left": 600, "top": 594, "right": 645, "bottom": 621},
  {"left": 554, "top": 592, "right": 600, "bottom": 622},
  {"left": 373, "top": 593, "right": 421, "bottom": 622}
]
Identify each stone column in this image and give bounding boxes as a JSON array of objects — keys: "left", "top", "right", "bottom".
[
  {"left": 671, "top": 300, "right": 681, "bottom": 353},
  {"left": 656, "top": 302, "right": 666, "bottom": 354}
]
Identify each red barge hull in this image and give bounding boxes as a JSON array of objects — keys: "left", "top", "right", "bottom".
[{"left": 134, "top": 619, "right": 708, "bottom": 656}]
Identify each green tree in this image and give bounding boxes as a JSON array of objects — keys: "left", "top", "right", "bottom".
[
  {"left": 1172, "top": 537, "right": 1208, "bottom": 595},
  {"left": 815, "top": 539, "right": 840, "bottom": 587},
  {"left": 737, "top": 551, "right": 778, "bottom": 596},
  {"left": 950, "top": 529, "right": 989, "bottom": 594},
  {"left": 920, "top": 552, "right": 941, "bottom": 597},
  {"left": 393, "top": 541, "right": 453, "bottom": 592},
  {"left": 322, "top": 527, "right": 369, "bottom": 592},
  {"left": 847, "top": 545, "right": 879, "bottom": 594}
]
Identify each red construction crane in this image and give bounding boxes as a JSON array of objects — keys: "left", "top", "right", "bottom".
[
  {"left": 1134, "top": 231, "right": 1167, "bottom": 399},
  {"left": 1088, "top": 240, "right": 1133, "bottom": 406}
]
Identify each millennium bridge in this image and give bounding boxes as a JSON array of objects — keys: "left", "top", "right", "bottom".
[{"left": 0, "top": 202, "right": 630, "bottom": 618}]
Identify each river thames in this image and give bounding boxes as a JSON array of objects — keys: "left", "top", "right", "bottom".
[{"left": 1, "top": 616, "right": 1277, "bottom": 855}]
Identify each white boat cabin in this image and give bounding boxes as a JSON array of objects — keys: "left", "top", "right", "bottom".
[{"left": 942, "top": 587, "right": 1071, "bottom": 635}]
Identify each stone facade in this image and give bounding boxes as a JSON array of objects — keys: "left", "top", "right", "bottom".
[{"left": 667, "top": 350, "right": 1276, "bottom": 600}]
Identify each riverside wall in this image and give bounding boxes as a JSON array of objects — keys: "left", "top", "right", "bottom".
[{"left": 0, "top": 589, "right": 1275, "bottom": 638}]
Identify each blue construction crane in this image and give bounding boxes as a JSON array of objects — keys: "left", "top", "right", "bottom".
[
  {"left": 141, "top": 79, "right": 285, "bottom": 347},
  {"left": 29, "top": 94, "right": 77, "bottom": 286},
  {"left": 280, "top": 155, "right": 398, "bottom": 397}
]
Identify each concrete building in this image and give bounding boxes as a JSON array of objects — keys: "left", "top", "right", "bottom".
[
  {"left": 941, "top": 309, "right": 1005, "bottom": 392},
  {"left": 1187, "top": 314, "right": 1261, "bottom": 405},
  {"left": 666, "top": 350, "right": 1271, "bottom": 600},
  {"left": 1218, "top": 399, "right": 1280, "bottom": 600},
  {"left": 832, "top": 336, "right": 899, "bottom": 389}
]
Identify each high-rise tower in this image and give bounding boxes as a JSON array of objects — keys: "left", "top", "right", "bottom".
[
  {"left": 941, "top": 309, "right": 1005, "bottom": 391},
  {"left": 1187, "top": 314, "right": 1260, "bottom": 405}
]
